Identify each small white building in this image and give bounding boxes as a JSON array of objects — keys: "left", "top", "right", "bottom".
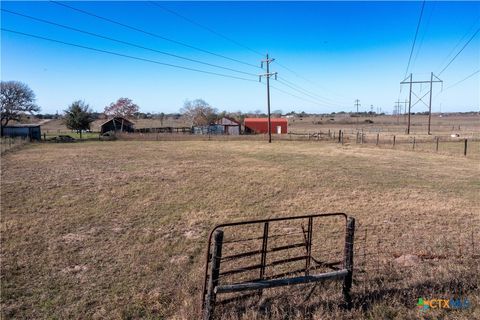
[{"left": 215, "top": 117, "right": 241, "bottom": 135}]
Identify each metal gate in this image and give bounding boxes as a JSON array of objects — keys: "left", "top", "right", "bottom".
[{"left": 201, "top": 213, "right": 355, "bottom": 319}]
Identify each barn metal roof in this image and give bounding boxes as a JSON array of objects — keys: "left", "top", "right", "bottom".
[
  {"left": 3, "top": 124, "right": 41, "bottom": 128},
  {"left": 244, "top": 118, "right": 287, "bottom": 122}
]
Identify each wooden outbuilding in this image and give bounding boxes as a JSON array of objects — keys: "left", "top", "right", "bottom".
[
  {"left": 215, "top": 117, "right": 241, "bottom": 135},
  {"left": 100, "top": 117, "right": 134, "bottom": 134}
]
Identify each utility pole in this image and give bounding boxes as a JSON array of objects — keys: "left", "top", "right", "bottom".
[
  {"left": 400, "top": 73, "right": 442, "bottom": 135},
  {"left": 259, "top": 53, "right": 277, "bottom": 143},
  {"left": 428, "top": 72, "right": 433, "bottom": 135},
  {"left": 407, "top": 73, "right": 412, "bottom": 134},
  {"left": 354, "top": 99, "right": 360, "bottom": 127}
]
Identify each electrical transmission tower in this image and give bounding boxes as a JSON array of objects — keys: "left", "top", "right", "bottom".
[
  {"left": 259, "top": 53, "right": 277, "bottom": 143},
  {"left": 400, "top": 72, "right": 443, "bottom": 135},
  {"left": 394, "top": 100, "right": 408, "bottom": 124}
]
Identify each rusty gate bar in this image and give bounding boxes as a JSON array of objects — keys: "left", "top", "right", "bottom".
[
  {"left": 259, "top": 222, "right": 269, "bottom": 280},
  {"left": 201, "top": 213, "right": 348, "bottom": 309},
  {"left": 204, "top": 229, "right": 223, "bottom": 320},
  {"left": 305, "top": 217, "right": 313, "bottom": 276},
  {"left": 215, "top": 269, "right": 349, "bottom": 294}
]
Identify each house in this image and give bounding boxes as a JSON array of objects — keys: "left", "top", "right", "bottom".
[
  {"left": 100, "top": 117, "right": 134, "bottom": 134},
  {"left": 244, "top": 118, "right": 288, "bottom": 134},
  {"left": 1, "top": 124, "right": 42, "bottom": 141},
  {"left": 215, "top": 117, "right": 241, "bottom": 135}
]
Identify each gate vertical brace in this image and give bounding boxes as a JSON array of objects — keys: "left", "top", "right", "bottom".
[
  {"left": 204, "top": 230, "right": 224, "bottom": 320},
  {"left": 259, "top": 222, "right": 269, "bottom": 281},
  {"left": 343, "top": 217, "right": 355, "bottom": 309},
  {"left": 305, "top": 217, "right": 313, "bottom": 276}
]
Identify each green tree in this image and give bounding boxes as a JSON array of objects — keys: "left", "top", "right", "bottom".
[{"left": 64, "top": 100, "right": 94, "bottom": 139}]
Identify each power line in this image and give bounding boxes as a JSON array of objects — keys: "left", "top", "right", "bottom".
[
  {"left": 411, "top": 1, "right": 435, "bottom": 70},
  {"left": 148, "top": 1, "right": 348, "bottom": 105},
  {"left": 275, "top": 78, "right": 345, "bottom": 108},
  {"left": 148, "top": 1, "right": 264, "bottom": 57},
  {"left": 442, "top": 69, "right": 480, "bottom": 92},
  {"left": 404, "top": 0, "right": 426, "bottom": 78},
  {"left": 2, "top": 27, "right": 332, "bottom": 109},
  {"left": 1, "top": 28, "right": 259, "bottom": 83},
  {"left": 50, "top": 0, "right": 261, "bottom": 69},
  {"left": 438, "top": 27, "right": 480, "bottom": 76},
  {"left": 438, "top": 18, "right": 480, "bottom": 71},
  {"left": 2, "top": 8, "right": 258, "bottom": 77},
  {"left": 275, "top": 61, "right": 348, "bottom": 100},
  {"left": 276, "top": 76, "right": 347, "bottom": 105},
  {"left": 270, "top": 84, "right": 329, "bottom": 108}
]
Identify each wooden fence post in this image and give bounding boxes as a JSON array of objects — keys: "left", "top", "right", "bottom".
[
  {"left": 376, "top": 133, "right": 379, "bottom": 146},
  {"left": 436, "top": 137, "right": 439, "bottom": 152},
  {"left": 393, "top": 135, "right": 396, "bottom": 147},
  {"left": 343, "top": 217, "right": 355, "bottom": 309},
  {"left": 412, "top": 137, "right": 416, "bottom": 150},
  {"left": 338, "top": 130, "right": 342, "bottom": 143},
  {"left": 204, "top": 230, "right": 223, "bottom": 320},
  {"left": 464, "top": 139, "right": 468, "bottom": 156}
]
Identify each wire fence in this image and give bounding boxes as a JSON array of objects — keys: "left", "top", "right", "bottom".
[
  {"left": 0, "top": 136, "right": 30, "bottom": 155},
  {"left": 287, "top": 130, "right": 480, "bottom": 159}
]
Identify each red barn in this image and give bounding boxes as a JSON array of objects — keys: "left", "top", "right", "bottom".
[{"left": 244, "top": 118, "right": 288, "bottom": 134}]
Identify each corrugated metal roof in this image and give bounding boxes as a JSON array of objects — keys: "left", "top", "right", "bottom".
[
  {"left": 99, "top": 117, "right": 134, "bottom": 127},
  {"left": 3, "top": 124, "right": 41, "bottom": 128},
  {"left": 244, "top": 118, "right": 287, "bottom": 123}
]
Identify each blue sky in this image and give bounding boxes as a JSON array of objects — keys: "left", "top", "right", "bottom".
[{"left": 1, "top": 1, "right": 479, "bottom": 114}]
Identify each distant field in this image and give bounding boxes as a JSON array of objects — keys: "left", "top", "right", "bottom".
[{"left": 1, "top": 140, "right": 479, "bottom": 319}]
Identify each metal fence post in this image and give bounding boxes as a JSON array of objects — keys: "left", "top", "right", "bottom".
[
  {"left": 343, "top": 217, "right": 355, "bottom": 309},
  {"left": 204, "top": 229, "right": 223, "bottom": 320},
  {"left": 464, "top": 139, "right": 468, "bottom": 156}
]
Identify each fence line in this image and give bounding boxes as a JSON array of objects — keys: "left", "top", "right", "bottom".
[{"left": 0, "top": 136, "right": 30, "bottom": 155}]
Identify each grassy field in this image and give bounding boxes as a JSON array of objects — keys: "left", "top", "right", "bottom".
[{"left": 1, "top": 140, "right": 479, "bottom": 319}]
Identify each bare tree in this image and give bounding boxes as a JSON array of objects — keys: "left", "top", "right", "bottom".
[
  {"left": 181, "top": 99, "right": 218, "bottom": 126},
  {"left": 1, "top": 81, "right": 40, "bottom": 127}
]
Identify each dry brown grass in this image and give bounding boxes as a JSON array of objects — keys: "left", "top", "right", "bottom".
[{"left": 1, "top": 140, "right": 479, "bottom": 319}]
